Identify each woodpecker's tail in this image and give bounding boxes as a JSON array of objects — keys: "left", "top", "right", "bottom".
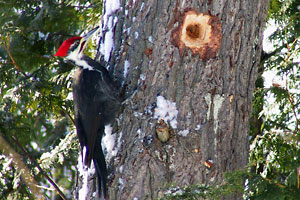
[{"left": 93, "top": 143, "right": 108, "bottom": 198}]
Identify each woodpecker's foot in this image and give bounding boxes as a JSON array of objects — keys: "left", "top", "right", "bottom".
[{"left": 121, "top": 81, "right": 143, "bottom": 105}]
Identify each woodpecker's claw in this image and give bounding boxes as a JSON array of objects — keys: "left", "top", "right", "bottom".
[{"left": 122, "top": 81, "right": 144, "bottom": 105}]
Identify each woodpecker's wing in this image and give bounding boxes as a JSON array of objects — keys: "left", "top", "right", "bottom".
[
  {"left": 72, "top": 58, "right": 120, "bottom": 197},
  {"left": 73, "top": 88, "right": 108, "bottom": 198},
  {"left": 83, "top": 56, "right": 121, "bottom": 125},
  {"left": 73, "top": 68, "right": 100, "bottom": 166}
]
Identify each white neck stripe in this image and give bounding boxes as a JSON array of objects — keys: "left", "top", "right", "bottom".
[{"left": 66, "top": 52, "right": 94, "bottom": 71}]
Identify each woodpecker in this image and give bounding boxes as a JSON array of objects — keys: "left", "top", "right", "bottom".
[{"left": 54, "top": 26, "right": 120, "bottom": 198}]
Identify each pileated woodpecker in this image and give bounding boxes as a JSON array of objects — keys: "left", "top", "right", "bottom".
[{"left": 54, "top": 27, "right": 120, "bottom": 198}]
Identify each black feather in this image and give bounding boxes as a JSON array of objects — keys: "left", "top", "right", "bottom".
[{"left": 72, "top": 57, "right": 120, "bottom": 198}]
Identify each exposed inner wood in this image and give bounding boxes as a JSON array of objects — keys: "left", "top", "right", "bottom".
[
  {"left": 181, "top": 13, "right": 211, "bottom": 48},
  {"left": 171, "top": 10, "right": 222, "bottom": 61}
]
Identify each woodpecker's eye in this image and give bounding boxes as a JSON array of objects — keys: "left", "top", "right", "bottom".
[
  {"left": 73, "top": 40, "right": 80, "bottom": 47},
  {"left": 69, "top": 40, "right": 81, "bottom": 52}
]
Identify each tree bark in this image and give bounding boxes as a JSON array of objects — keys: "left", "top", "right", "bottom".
[{"left": 77, "top": 0, "right": 270, "bottom": 199}]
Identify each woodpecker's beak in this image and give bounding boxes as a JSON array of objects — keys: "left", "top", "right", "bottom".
[
  {"left": 78, "top": 26, "right": 100, "bottom": 54},
  {"left": 82, "top": 26, "right": 100, "bottom": 40}
]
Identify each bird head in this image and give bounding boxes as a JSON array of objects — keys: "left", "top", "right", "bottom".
[{"left": 54, "top": 26, "right": 99, "bottom": 58}]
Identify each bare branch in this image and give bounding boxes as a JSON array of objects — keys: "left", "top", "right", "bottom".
[{"left": 5, "top": 36, "right": 29, "bottom": 78}]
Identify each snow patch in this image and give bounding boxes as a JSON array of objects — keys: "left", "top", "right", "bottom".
[
  {"left": 105, "top": 0, "right": 120, "bottom": 15},
  {"left": 100, "top": 0, "right": 120, "bottom": 61},
  {"left": 139, "top": 74, "right": 145, "bottom": 81},
  {"left": 118, "top": 177, "right": 125, "bottom": 190},
  {"left": 195, "top": 124, "right": 201, "bottom": 131},
  {"left": 134, "top": 112, "right": 143, "bottom": 117},
  {"left": 102, "top": 125, "right": 117, "bottom": 160},
  {"left": 124, "top": 60, "right": 130, "bottom": 78},
  {"left": 116, "top": 131, "right": 123, "bottom": 152},
  {"left": 3, "top": 86, "right": 20, "bottom": 104},
  {"left": 38, "top": 31, "right": 45, "bottom": 38},
  {"left": 165, "top": 186, "right": 184, "bottom": 196},
  {"left": 119, "top": 165, "right": 124, "bottom": 173},
  {"left": 78, "top": 168, "right": 93, "bottom": 200},
  {"left": 78, "top": 147, "right": 96, "bottom": 200},
  {"left": 113, "top": 16, "right": 118, "bottom": 27},
  {"left": 66, "top": 92, "right": 73, "bottom": 100},
  {"left": 139, "top": 2, "right": 145, "bottom": 12},
  {"left": 137, "top": 129, "right": 141, "bottom": 137},
  {"left": 100, "top": 20, "right": 114, "bottom": 62},
  {"left": 154, "top": 96, "right": 178, "bottom": 129},
  {"left": 178, "top": 129, "right": 190, "bottom": 137}
]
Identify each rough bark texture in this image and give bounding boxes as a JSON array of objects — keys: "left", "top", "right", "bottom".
[{"left": 81, "top": 0, "right": 270, "bottom": 199}]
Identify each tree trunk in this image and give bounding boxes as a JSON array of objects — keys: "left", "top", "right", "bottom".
[{"left": 77, "top": 0, "right": 270, "bottom": 199}]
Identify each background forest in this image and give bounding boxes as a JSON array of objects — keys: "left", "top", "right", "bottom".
[{"left": 0, "top": 0, "right": 299, "bottom": 199}]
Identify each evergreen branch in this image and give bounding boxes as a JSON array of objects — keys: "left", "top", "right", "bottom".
[
  {"left": 284, "top": 36, "right": 299, "bottom": 132},
  {"left": 260, "top": 36, "right": 299, "bottom": 64},
  {"left": 11, "top": 136, "right": 69, "bottom": 200},
  {"left": 286, "top": 90, "right": 299, "bottom": 132},
  {"left": 6, "top": 34, "right": 75, "bottom": 127},
  {"left": 0, "top": 136, "right": 44, "bottom": 200},
  {"left": 269, "top": 84, "right": 299, "bottom": 132}
]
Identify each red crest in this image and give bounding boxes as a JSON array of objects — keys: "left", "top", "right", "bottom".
[{"left": 54, "top": 36, "right": 82, "bottom": 57}]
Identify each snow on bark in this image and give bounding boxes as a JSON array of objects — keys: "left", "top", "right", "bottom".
[
  {"left": 102, "top": 125, "right": 118, "bottom": 160},
  {"left": 102, "top": 125, "right": 123, "bottom": 162},
  {"left": 123, "top": 60, "right": 130, "bottom": 78},
  {"left": 77, "top": 147, "right": 95, "bottom": 200},
  {"left": 99, "top": 0, "right": 120, "bottom": 62},
  {"left": 154, "top": 96, "right": 178, "bottom": 129}
]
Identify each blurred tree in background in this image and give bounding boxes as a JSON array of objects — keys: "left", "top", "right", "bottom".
[
  {"left": 0, "top": 0, "right": 101, "bottom": 199},
  {"left": 248, "top": 0, "right": 300, "bottom": 199}
]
